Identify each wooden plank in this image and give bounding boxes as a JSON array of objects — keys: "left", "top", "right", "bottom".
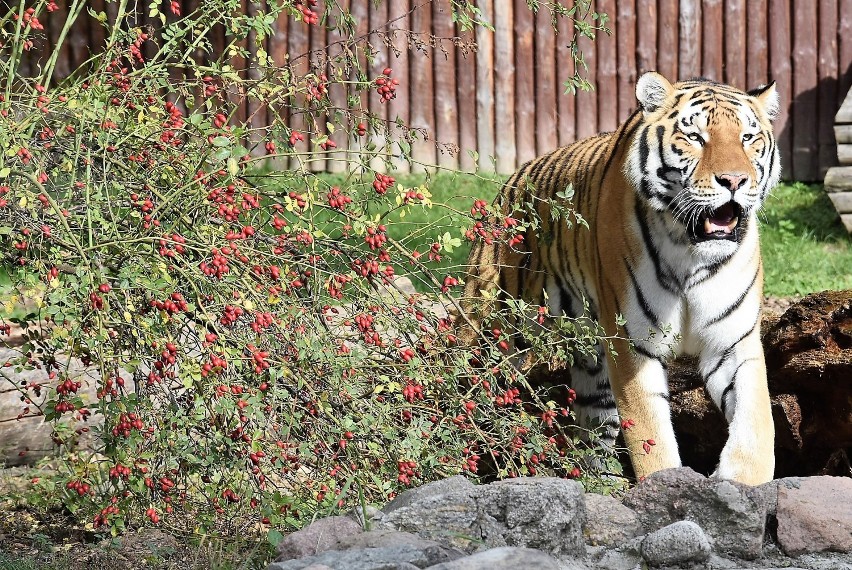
[
  {"left": 288, "top": 8, "right": 313, "bottom": 170},
  {"left": 818, "top": 0, "right": 839, "bottom": 176},
  {"left": 513, "top": 0, "right": 536, "bottom": 164},
  {"left": 827, "top": 192, "right": 852, "bottom": 213},
  {"left": 745, "top": 0, "right": 768, "bottom": 89},
  {"left": 835, "top": 125, "right": 852, "bottom": 144},
  {"left": 410, "top": 0, "right": 436, "bottom": 171},
  {"left": 493, "top": 1, "right": 516, "bottom": 173},
  {"left": 535, "top": 8, "right": 558, "bottom": 153},
  {"left": 432, "top": 0, "right": 459, "bottom": 169},
  {"left": 702, "top": 0, "right": 724, "bottom": 82},
  {"left": 246, "top": 0, "right": 266, "bottom": 160},
  {"left": 824, "top": 166, "right": 852, "bottom": 191},
  {"left": 387, "top": 0, "right": 411, "bottom": 174},
  {"left": 724, "top": 0, "right": 746, "bottom": 88},
  {"left": 677, "top": 0, "right": 701, "bottom": 81},
  {"left": 266, "top": 4, "right": 289, "bottom": 171},
  {"left": 325, "top": 0, "right": 348, "bottom": 174},
  {"left": 366, "top": 0, "right": 389, "bottom": 172},
  {"left": 615, "top": 0, "right": 636, "bottom": 122},
  {"left": 839, "top": 145, "right": 852, "bottom": 165},
  {"left": 574, "top": 28, "right": 598, "bottom": 139},
  {"left": 837, "top": 88, "right": 852, "bottom": 123},
  {"left": 456, "top": 25, "right": 477, "bottom": 172},
  {"left": 635, "top": 0, "right": 657, "bottom": 75},
  {"left": 595, "top": 0, "right": 618, "bottom": 133},
  {"left": 555, "top": 10, "right": 576, "bottom": 148},
  {"left": 475, "top": 0, "right": 495, "bottom": 171},
  {"left": 656, "top": 0, "right": 679, "bottom": 81},
  {"left": 768, "top": 0, "right": 792, "bottom": 175},
  {"left": 791, "top": 0, "right": 819, "bottom": 181},
  {"left": 840, "top": 0, "right": 852, "bottom": 104}
]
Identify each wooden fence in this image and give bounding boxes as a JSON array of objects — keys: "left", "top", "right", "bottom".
[{"left": 22, "top": 0, "right": 852, "bottom": 181}]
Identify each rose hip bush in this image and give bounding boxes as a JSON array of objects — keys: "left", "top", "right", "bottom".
[{"left": 0, "top": 0, "right": 616, "bottom": 535}]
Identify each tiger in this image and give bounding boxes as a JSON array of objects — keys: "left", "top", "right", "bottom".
[{"left": 461, "top": 72, "right": 780, "bottom": 485}]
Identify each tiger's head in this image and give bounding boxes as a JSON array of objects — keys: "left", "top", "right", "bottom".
[{"left": 626, "top": 72, "right": 780, "bottom": 255}]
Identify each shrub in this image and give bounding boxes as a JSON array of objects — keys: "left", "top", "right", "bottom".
[{"left": 0, "top": 0, "right": 617, "bottom": 536}]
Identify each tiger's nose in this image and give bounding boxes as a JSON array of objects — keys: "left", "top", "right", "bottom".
[{"left": 715, "top": 173, "right": 749, "bottom": 193}]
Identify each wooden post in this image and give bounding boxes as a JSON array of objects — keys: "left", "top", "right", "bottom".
[
  {"left": 288, "top": 13, "right": 311, "bottom": 171},
  {"left": 768, "top": 0, "right": 792, "bottom": 175},
  {"left": 267, "top": 6, "right": 289, "bottom": 171},
  {"left": 635, "top": 0, "right": 657, "bottom": 75},
  {"left": 840, "top": 0, "right": 852, "bottom": 106},
  {"left": 656, "top": 0, "right": 679, "bottom": 81},
  {"left": 513, "top": 0, "right": 535, "bottom": 164},
  {"left": 678, "top": 0, "right": 701, "bottom": 81},
  {"left": 615, "top": 0, "right": 637, "bottom": 123},
  {"left": 701, "top": 0, "right": 723, "bottom": 82},
  {"left": 792, "top": 0, "right": 818, "bottom": 181},
  {"left": 432, "top": 0, "right": 460, "bottom": 170},
  {"left": 724, "top": 0, "right": 746, "bottom": 89},
  {"left": 456, "top": 24, "right": 477, "bottom": 172},
  {"left": 493, "top": 1, "right": 516, "bottom": 173},
  {"left": 595, "top": 0, "right": 617, "bottom": 133},
  {"left": 555, "top": 11, "right": 576, "bottom": 149},
  {"left": 326, "top": 0, "right": 350, "bottom": 174},
  {"left": 410, "top": 0, "right": 436, "bottom": 171},
  {"left": 386, "top": 0, "right": 410, "bottom": 174},
  {"left": 535, "top": 8, "right": 558, "bottom": 155},
  {"left": 817, "top": 0, "right": 839, "bottom": 177},
  {"left": 574, "top": 26, "right": 597, "bottom": 139},
  {"left": 367, "top": 0, "right": 389, "bottom": 173},
  {"left": 474, "top": 0, "right": 495, "bottom": 171}
]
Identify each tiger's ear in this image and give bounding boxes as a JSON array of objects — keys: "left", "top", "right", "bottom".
[
  {"left": 748, "top": 81, "right": 780, "bottom": 121},
  {"left": 636, "top": 72, "right": 674, "bottom": 114}
]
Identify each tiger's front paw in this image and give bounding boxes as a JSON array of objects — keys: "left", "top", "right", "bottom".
[{"left": 715, "top": 435, "right": 774, "bottom": 485}]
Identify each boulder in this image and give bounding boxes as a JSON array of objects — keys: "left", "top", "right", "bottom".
[
  {"left": 379, "top": 477, "right": 586, "bottom": 557},
  {"left": 775, "top": 476, "right": 852, "bottom": 556},
  {"left": 622, "top": 467, "right": 766, "bottom": 559},
  {"left": 268, "top": 544, "right": 435, "bottom": 570},
  {"left": 582, "top": 493, "right": 643, "bottom": 547},
  {"left": 275, "top": 515, "right": 364, "bottom": 562},
  {"left": 639, "top": 520, "right": 711, "bottom": 567},
  {"left": 424, "top": 546, "right": 575, "bottom": 570}
]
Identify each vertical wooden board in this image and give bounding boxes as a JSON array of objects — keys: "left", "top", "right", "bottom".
[
  {"left": 366, "top": 1, "right": 389, "bottom": 172},
  {"left": 387, "top": 0, "right": 411, "bottom": 173},
  {"left": 432, "top": 0, "right": 459, "bottom": 169},
  {"left": 325, "top": 0, "right": 350, "bottom": 174},
  {"left": 656, "top": 0, "right": 679, "bottom": 81},
  {"left": 677, "top": 0, "right": 701, "bottom": 81},
  {"left": 475, "top": 0, "right": 495, "bottom": 171},
  {"left": 723, "top": 0, "right": 746, "bottom": 88},
  {"left": 791, "top": 0, "right": 818, "bottom": 180},
  {"left": 68, "top": 0, "right": 91, "bottom": 73},
  {"left": 615, "top": 0, "right": 637, "bottom": 122},
  {"left": 635, "top": 0, "right": 657, "bottom": 75},
  {"left": 493, "top": 2, "right": 517, "bottom": 173},
  {"left": 555, "top": 13, "right": 576, "bottom": 148},
  {"left": 574, "top": 34, "right": 597, "bottom": 140},
  {"left": 818, "top": 0, "right": 839, "bottom": 175},
  {"left": 288, "top": 13, "right": 311, "bottom": 170},
  {"left": 595, "top": 0, "right": 618, "bottom": 133},
  {"left": 513, "top": 0, "right": 536, "bottom": 164},
  {"left": 307, "top": 10, "right": 331, "bottom": 171},
  {"left": 768, "top": 0, "right": 792, "bottom": 174},
  {"left": 535, "top": 8, "right": 558, "bottom": 154},
  {"left": 246, "top": 0, "right": 267, "bottom": 160},
  {"left": 745, "top": 0, "right": 768, "bottom": 88},
  {"left": 410, "top": 0, "right": 436, "bottom": 170},
  {"left": 266, "top": 6, "right": 289, "bottom": 171},
  {"left": 230, "top": 0, "right": 249, "bottom": 126},
  {"left": 701, "top": 0, "right": 723, "bottom": 81},
  {"left": 456, "top": 25, "right": 478, "bottom": 172},
  {"left": 840, "top": 0, "right": 852, "bottom": 106}
]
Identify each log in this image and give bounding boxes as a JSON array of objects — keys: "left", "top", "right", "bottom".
[
  {"left": 828, "top": 192, "right": 852, "bottom": 214},
  {"left": 670, "top": 291, "right": 852, "bottom": 478},
  {"left": 836, "top": 125, "right": 852, "bottom": 144},
  {"left": 839, "top": 144, "right": 852, "bottom": 166},
  {"left": 837, "top": 87, "right": 852, "bottom": 123},
  {"left": 825, "top": 166, "right": 852, "bottom": 192}
]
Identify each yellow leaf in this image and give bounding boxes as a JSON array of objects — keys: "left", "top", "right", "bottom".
[
  {"left": 243, "top": 299, "right": 255, "bottom": 311},
  {"left": 18, "top": 196, "right": 27, "bottom": 208},
  {"left": 124, "top": 312, "right": 133, "bottom": 323}
]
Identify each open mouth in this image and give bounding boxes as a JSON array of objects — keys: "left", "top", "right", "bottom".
[{"left": 691, "top": 201, "right": 743, "bottom": 242}]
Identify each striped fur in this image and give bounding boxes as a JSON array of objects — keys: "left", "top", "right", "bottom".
[{"left": 462, "top": 73, "right": 779, "bottom": 485}]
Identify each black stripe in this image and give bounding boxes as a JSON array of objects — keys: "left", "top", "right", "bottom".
[
  {"left": 574, "top": 393, "right": 616, "bottom": 408},
  {"left": 719, "top": 382, "right": 735, "bottom": 417},
  {"left": 703, "top": 316, "right": 759, "bottom": 383},
  {"left": 601, "top": 112, "right": 642, "bottom": 178},
  {"left": 704, "top": 263, "right": 760, "bottom": 326},
  {"left": 635, "top": 200, "right": 679, "bottom": 293},
  {"left": 625, "top": 258, "right": 659, "bottom": 327}
]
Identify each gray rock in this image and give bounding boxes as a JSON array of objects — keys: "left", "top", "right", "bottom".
[
  {"left": 639, "top": 520, "right": 711, "bottom": 567},
  {"left": 748, "top": 476, "right": 803, "bottom": 518},
  {"left": 275, "top": 515, "right": 364, "bottom": 561},
  {"left": 383, "top": 476, "right": 475, "bottom": 515},
  {"left": 380, "top": 476, "right": 586, "bottom": 557},
  {"left": 268, "top": 545, "right": 434, "bottom": 570},
  {"left": 776, "top": 476, "right": 852, "bottom": 556},
  {"left": 423, "top": 546, "right": 571, "bottom": 569},
  {"left": 583, "top": 493, "right": 643, "bottom": 547},
  {"left": 331, "top": 530, "right": 464, "bottom": 566},
  {"left": 623, "top": 467, "right": 766, "bottom": 559},
  {"left": 591, "top": 536, "right": 643, "bottom": 570}
]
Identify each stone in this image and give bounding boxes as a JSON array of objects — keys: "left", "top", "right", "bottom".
[
  {"left": 275, "top": 515, "right": 364, "bottom": 562},
  {"left": 268, "top": 545, "right": 432, "bottom": 570},
  {"left": 776, "top": 476, "right": 852, "bottom": 556},
  {"left": 582, "top": 493, "right": 643, "bottom": 547},
  {"left": 590, "top": 536, "right": 643, "bottom": 570},
  {"left": 330, "top": 530, "right": 464, "bottom": 566},
  {"left": 382, "top": 476, "right": 475, "bottom": 515},
  {"left": 423, "top": 546, "right": 575, "bottom": 570},
  {"left": 639, "top": 520, "right": 711, "bottom": 567},
  {"left": 623, "top": 467, "right": 766, "bottom": 559},
  {"left": 380, "top": 476, "right": 586, "bottom": 557}
]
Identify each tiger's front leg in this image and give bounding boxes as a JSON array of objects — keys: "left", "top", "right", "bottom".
[
  {"left": 607, "top": 340, "right": 683, "bottom": 480},
  {"left": 699, "top": 324, "right": 775, "bottom": 485}
]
